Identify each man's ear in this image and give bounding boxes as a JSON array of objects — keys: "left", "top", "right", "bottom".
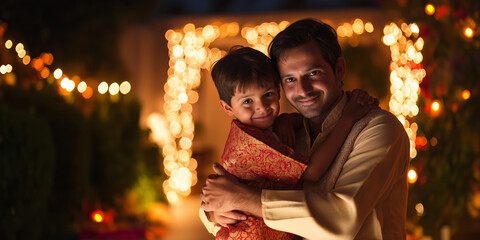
[
  {"left": 219, "top": 100, "right": 234, "bottom": 116},
  {"left": 335, "top": 57, "right": 346, "bottom": 83}
]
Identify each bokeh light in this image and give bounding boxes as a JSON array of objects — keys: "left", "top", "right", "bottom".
[
  {"left": 462, "top": 89, "right": 471, "bottom": 100},
  {"left": 425, "top": 4, "right": 435, "bottom": 15}
]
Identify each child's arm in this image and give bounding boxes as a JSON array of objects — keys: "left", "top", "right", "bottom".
[
  {"left": 273, "top": 112, "right": 303, "bottom": 148},
  {"left": 302, "top": 89, "right": 379, "bottom": 182}
]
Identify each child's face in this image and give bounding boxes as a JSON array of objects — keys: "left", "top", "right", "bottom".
[{"left": 221, "top": 80, "right": 280, "bottom": 129}]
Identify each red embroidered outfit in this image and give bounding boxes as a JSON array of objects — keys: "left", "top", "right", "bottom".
[{"left": 216, "top": 120, "right": 308, "bottom": 240}]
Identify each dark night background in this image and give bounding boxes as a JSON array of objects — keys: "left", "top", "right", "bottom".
[{"left": 1, "top": 0, "right": 479, "bottom": 239}]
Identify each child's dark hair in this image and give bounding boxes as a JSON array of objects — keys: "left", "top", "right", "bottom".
[
  {"left": 211, "top": 46, "right": 280, "bottom": 106},
  {"left": 269, "top": 18, "right": 341, "bottom": 74}
]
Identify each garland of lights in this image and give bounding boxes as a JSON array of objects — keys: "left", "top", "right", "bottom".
[
  {"left": 1, "top": 38, "right": 131, "bottom": 98},
  {"left": 382, "top": 22, "right": 426, "bottom": 187}
]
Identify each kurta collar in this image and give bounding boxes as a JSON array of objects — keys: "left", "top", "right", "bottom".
[{"left": 303, "top": 94, "right": 347, "bottom": 153}]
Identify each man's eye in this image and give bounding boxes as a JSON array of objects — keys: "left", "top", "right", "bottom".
[
  {"left": 283, "top": 78, "right": 294, "bottom": 83},
  {"left": 309, "top": 70, "right": 319, "bottom": 76}
]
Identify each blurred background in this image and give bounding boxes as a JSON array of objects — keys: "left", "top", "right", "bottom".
[{"left": 1, "top": 0, "right": 479, "bottom": 239}]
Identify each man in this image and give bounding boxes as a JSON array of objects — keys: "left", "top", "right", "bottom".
[{"left": 200, "top": 18, "right": 410, "bottom": 239}]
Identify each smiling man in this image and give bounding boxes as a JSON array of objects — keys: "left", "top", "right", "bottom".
[{"left": 200, "top": 19, "right": 410, "bottom": 240}]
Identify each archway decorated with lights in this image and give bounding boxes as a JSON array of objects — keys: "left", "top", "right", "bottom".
[{"left": 158, "top": 18, "right": 425, "bottom": 204}]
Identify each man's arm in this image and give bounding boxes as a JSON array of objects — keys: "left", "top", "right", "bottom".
[{"left": 262, "top": 111, "right": 409, "bottom": 239}]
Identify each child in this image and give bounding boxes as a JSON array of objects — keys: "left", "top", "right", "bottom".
[{"left": 210, "top": 46, "right": 378, "bottom": 240}]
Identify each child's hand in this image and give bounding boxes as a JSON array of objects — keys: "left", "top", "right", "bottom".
[
  {"left": 343, "top": 89, "right": 379, "bottom": 122},
  {"left": 273, "top": 113, "right": 302, "bottom": 148}
]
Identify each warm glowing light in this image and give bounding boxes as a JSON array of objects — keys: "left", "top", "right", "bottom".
[
  {"left": 410, "top": 24, "right": 419, "bottom": 34},
  {"left": 352, "top": 18, "right": 364, "bottom": 35},
  {"left": 53, "top": 68, "right": 63, "bottom": 79},
  {"left": 31, "top": 58, "right": 44, "bottom": 71},
  {"left": 364, "top": 22, "right": 374, "bottom": 33},
  {"left": 40, "top": 67, "right": 50, "bottom": 79},
  {"left": 179, "top": 137, "right": 192, "bottom": 149},
  {"left": 178, "top": 92, "right": 188, "bottom": 103},
  {"left": 462, "top": 89, "right": 471, "bottom": 100},
  {"left": 425, "top": 4, "right": 435, "bottom": 15},
  {"left": 91, "top": 210, "right": 104, "bottom": 223},
  {"left": 109, "top": 82, "right": 120, "bottom": 95},
  {"left": 41, "top": 53, "right": 54, "bottom": 65},
  {"left": 22, "top": 55, "right": 31, "bottom": 65},
  {"left": 430, "top": 137, "right": 438, "bottom": 147},
  {"left": 60, "top": 77, "right": 69, "bottom": 89},
  {"left": 5, "top": 40, "right": 13, "bottom": 49},
  {"left": 167, "top": 191, "right": 180, "bottom": 203},
  {"left": 82, "top": 86, "right": 93, "bottom": 99},
  {"left": 18, "top": 49, "right": 26, "bottom": 58},
  {"left": 408, "top": 169, "right": 418, "bottom": 183},
  {"left": 64, "top": 78, "right": 75, "bottom": 92},
  {"left": 464, "top": 27, "right": 474, "bottom": 38},
  {"left": 15, "top": 43, "right": 24, "bottom": 53},
  {"left": 5, "top": 64, "right": 12, "bottom": 73},
  {"left": 120, "top": 81, "right": 131, "bottom": 94},
  {"left": 415, "top": 203, "right": 424, "bottom": 216},
  {"left": 384, "top": 22, "right": 424, "bottom": 159},
  {"left": 0, "top": 65, "right": 7, "bottom": 74},
  {"left": 78, "top": 81, "right": 87, "bottom": 93},
  {"left": 431, "top": 101, "right": 440, "bottom": 112},
  {"left": 98, "top": 81, "right": 108, "bottom": 94}
]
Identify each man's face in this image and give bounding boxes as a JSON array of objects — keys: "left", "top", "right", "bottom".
[
  {"left": 220, "top": 79, "right": 280, "bottom": 129},
  {"left": 277, "top": 41, "right": 344, "bottom": 119}
]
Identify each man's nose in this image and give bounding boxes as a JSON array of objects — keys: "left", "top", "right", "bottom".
[{"left": 297, "top": 77, "right": 313, "bottom": 95}]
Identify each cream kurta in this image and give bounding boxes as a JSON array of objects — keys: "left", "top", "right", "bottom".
[{"left": 201, "top": 95, "right": 410, "bottom": 239}]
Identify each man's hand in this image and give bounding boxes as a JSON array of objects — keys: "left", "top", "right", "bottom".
[
  {"left": 201, "top": 163, "right": 262, "bottom": 217},
  {"left": 205, "top": 210, "right": 247, "bottom": 227}
]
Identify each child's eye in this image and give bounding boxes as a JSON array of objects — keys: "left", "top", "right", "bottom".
[
  {"left": 309, "top": 70, "right": 319, "bottom": 76},
  {"left": 243, "top": 99, "right": 252, "bottom": 104},
  {"left": 264, "top": 91, "right": 275, "bottom": 97}
]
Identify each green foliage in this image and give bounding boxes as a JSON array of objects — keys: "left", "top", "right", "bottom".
[
  {"left": 89, "top": 97, "right": 142, "bottom": 204},
  {"left": 1, "top": 84, "right": 91, "bottom": 238},
  {"left": 0, "top": 83, "right": 165, "bottom": 239},
  {"left": 0, "top": 103, "right": 55, "bottom": 240}
]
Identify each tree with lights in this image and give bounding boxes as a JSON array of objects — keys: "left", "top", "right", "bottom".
[{"left": 383, "top": 0, "right": 480, "bottom": 239}]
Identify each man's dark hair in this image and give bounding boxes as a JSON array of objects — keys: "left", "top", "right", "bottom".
[
  {"left": 211, "top": 46, "right": 280, "bottom": 106},
  {"left": 268, "top": 18, "right": 342, "bottom": 73}
]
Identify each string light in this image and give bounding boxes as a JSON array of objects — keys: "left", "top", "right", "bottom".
[
  {"left": 108, "top": 82, "right": 120, "bottom": 95},
  {"left": 464, "top": 27, "right": 474, "bottom": 38},
  {"left": 384, "top": 22, "right": 425, "bottom": 159},
  {"left": 462, "top": 89, "right": 471, "bottom": 100},
  {"left": 2, "top": 37, "right": 132, "bottom": 99},
  {"left": 425, "top": 4, "right": 435, "bottom": 15},
  {"left": 408, "top": 169, "right": 418, "bottom": 184},
  {"left": 78, "top": 81, "right": 87, "bottom": 93},
  {"left": 91, "top": 210, "right": 105, "bottom": 223},
  {"left": 431, "top": 100, "right": 440, "bottom": 112},
  {"left": 5, "top": 40, "right": 13, "bottom": 49},
  {"left": 415, "top": 203, "right": 425, "bottom": 216},
  {"left": 98, "top": 81, "right": 108, "bottom": 94}
]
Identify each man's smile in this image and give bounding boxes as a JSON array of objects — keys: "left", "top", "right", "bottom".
[{"left": 294, "top": 92, "right": 323, "bottom": 107}]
